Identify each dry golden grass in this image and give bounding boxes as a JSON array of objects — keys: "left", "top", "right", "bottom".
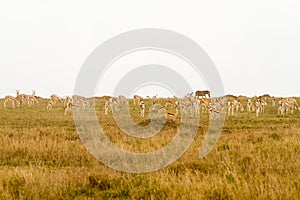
[{"left": 0, "top": 97, "right": 299, "bottom": 199}]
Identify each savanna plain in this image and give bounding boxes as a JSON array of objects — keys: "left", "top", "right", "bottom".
[{"left": 0, "top": 97, "right": 299, "bottom": 199}]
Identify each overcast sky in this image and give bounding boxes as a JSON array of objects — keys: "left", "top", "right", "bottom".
[{"left": 0, "top": 0, "right": 300, "bottom": 98}]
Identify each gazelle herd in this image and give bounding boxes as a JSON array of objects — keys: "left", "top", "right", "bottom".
[
  {"left": 101, "top": 92, "right": 224, "bottom": 121},
  {"left": 2, "top": 90, "right": 299, "bottom": 119},
  {"left": 278, "top": 97, "right": 299, "bottom": 115},
  {"left": 226, "top": 95, "right": 299, "bottom": 117},
  {"left": 4, "top": 90, "right": 38, "bottom": 108}
]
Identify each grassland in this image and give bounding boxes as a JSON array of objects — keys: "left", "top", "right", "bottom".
[{"left": 0, "top": 97, "right": 299, "bottom": 199}]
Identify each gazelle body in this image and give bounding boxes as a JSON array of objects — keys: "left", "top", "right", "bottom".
[
  {"left": 4, "top": 96, "right": 20, "bottom": 108},
  {"left": 64, "top": 101, "right": 86, "bottom": 116},
  {"left": 235, "top": 100, "right": 244, "bottom": 112},
  {"left": 16, "top": 90, "right": 30, "bottom": 106},
  {"left": 72, "top": 95, "right": 86, "bottom": 105},
  {"left": 255, "top": 100, "right": 261, "bottom": 117},
  {"left": 151, "top": 94, "right": 158, "bottom": 105},
  {"left": 157, "top": 104, "right": 178, "bottom": 120},
  {"left": 198, "top": 98, "right": 209, "bottom": 113},
  {"left": 140, "top": 101, "right": 146, "bottom": 117},
  {"left": 278, "top": 101, "right": 289, "bottom": 115},
  {"left": 272, "top": 96, "right": 276, "bottom": 107},
  {"left": 209, "top": 102, "right": 222, "bottom": 120},
  {"left": 29, "top": 90, "right": 38, "bottom": 106},
  {"left": 133, "top": 95, "right": 141, "bottom": 105},
  {"left": 247, "top": 99, "right": 252, "bottom": 112},
  {"left": 47, "top": 100, "right": 55, "bottom": 110},
  {"left": 227, "top": 101, "right": 235, "bottom": 116},
  {"left": 50, "top": 94, "right": 62, "bottom": 104},
  {"left": 104, "top": 100, "right": 109, "bottom": 115},
  {"left": 164, "top": 109, "right": 177, "bottom": 120},
  {"left": 109, "top": 97, "right": 119, "bottom": 112},
  {"left": 64, "top": 96, "right": 72, "bottom": 107}
]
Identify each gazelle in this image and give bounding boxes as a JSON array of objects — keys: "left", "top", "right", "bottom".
[
  {"left": 104, "top": 100, "right": 109, "bottom": 115},
  {"left": 209, "top": 102, "right": 222, "bottom": 120},
  {"left": 278, "top": 98, "right": 299, "bottom": 115},
  {"left": 151, "top": 94, "right": 158, "bottom": 105},
  {"left": 64, "top": 100, "right": 87, "bottom": 116},
  {"left": 109, "top": 97, "right": 119, "bottom": 112},
  {"left": 258, "top": 94, "right": 270, "bottom": 105},
  {"left": 140, "top": 101, "right": 146, "bottom": 117},
  {"left": 235, "top": 100, "right": 244, "bottom": 112},
  {"left": 157, "top": 104, "right": 178, "bottom": 120},
  {"left": 287, "top": 98, "right": 299, "bottom": 110},
  {"left": 46, "top": 100, "right": 55, "bottom": 110},
  {"left": 133, "top": 95, "right": 142, "bottom": 105},
  {"left": 255, "top": 99, "right": 261, "bottom": 117},
  {"left": 278, "top": 100, "right": 290, "bottom": 115},
  {"left": 64, "top": 102, "right": 73, "bottom": 115},
  {"left": 197, "top": 98, "right": 209, "bottom": 113},
  {"left": 64, "top": 96, "right": 72, "bottom": 107},
  {"left": 4, "top": 96, "right": 20, "bottom": 108},
  {"left": 72, "top": 95, "right": 87, "bottom": 105},
  {"left": 50, "top": 94, "right": 62, "bottom": 104},
  {"left": 247, "top": 99, "right": 252, "bottom": 112},
  {"left": 271, "top": 96, "right": 276, "bottom": 107},
  {"left": 227, "top": 101, "right": 234, "bottom": 116},
  {"left": 16, "top": 90, "right": 29, "bottom": 106},
  {"left": 174, "top": 100, "right": 180, "bottom": 108},
  {"left": 164, "top": 109, "right": 177, "bottom": 120},
  {"left": 29, "top": 90, "right": 39, "bottom": 106},
  {"left": 260, "top": 99, "right": 266, "bottom": 113}
]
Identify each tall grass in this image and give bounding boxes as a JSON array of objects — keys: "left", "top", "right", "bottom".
[{"left": 0, "top": 97, "right": 299, "bottom": 199}]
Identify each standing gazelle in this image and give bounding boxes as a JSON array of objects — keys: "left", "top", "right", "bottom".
[
  {"left": 64, "top": 96, "right": 72, "bottom": 107},
  {"left": 29, "top": 90, "right": 39, "bottom": 106},
  {"left": 16, "top": 90, "right": 29, "bottom": 106},
  {"left": 46, "top": 100, "right": 55, "bottom": 110},
  {"left": 133, "top": 95, "right": 141, "bottom": 106},
  {"left": 50, "top": 94, "right": 62, "bottom": 104},
  {"left": 255, "top": 99, "right": 261, "bottom": 117},
  {"left": 247, "top": 99, "right": 252, "bottom": 112},
  {"left": 140, "top": 101, "right": 146, "bottom": 117},
  {"left": 104, "top": 100, "right": 109, "bottom": 115},
  {"left": 4, "top": 96, "right": 20, "bottom": 108},
  {"left": 227, "top": 101, "right": 234, "bottom": 116}
]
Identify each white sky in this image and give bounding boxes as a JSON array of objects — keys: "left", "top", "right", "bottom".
[
  {"left": 0, "top": 0, "right": 300, "bottom": 98},
  {"left": 97, "top": 49, "right": 208, "bottom": 98}
]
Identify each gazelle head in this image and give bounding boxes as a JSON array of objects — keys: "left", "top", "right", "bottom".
[
  {"left": 32, "top": 90, "right": 36, "bottom": 95},
  {"left": 16, "top": 89, "right": 20, "bottom": 96}
]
